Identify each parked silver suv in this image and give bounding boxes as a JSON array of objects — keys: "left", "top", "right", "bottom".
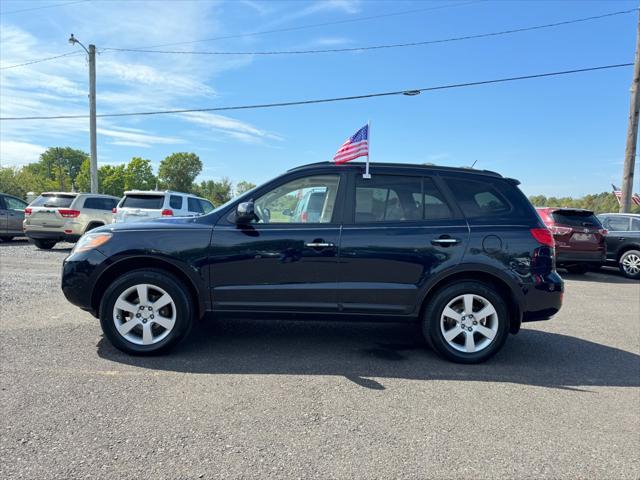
[{"left": 24, "top": 192, "right": 119, "bottom": 249}]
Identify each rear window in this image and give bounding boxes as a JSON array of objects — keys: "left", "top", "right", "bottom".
[
  {"left": 121, "top": 194, "right": 164, "bottom": 209},
  {"left": 30, "top": 194, "right": 75, "bottom": 208},
  {"left": 83, "top": 197, "right": 118, "bottom": 211},
  {"left": 552, "top": 211, "right": 601, "bottom": 228}
]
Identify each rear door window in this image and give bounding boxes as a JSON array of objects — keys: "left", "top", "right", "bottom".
[
  {"left": 605, "top": 216, "right": 631, "bottom": 231},
  {"left": 4, "top": 196, "right": 27, "bottom": 210},
  {"left": 552, "top": 211, "right": 601, "bottom": 228},
  {"left": 631, "top": 217, "right": 640, "bottom": 231},
  {"left": 121, "top": 194, "right": 164, "bottom": 209},
  {"left": 30, "top": 194, "right": 75, "bottom": 208}
]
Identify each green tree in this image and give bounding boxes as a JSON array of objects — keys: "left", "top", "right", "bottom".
[
  {"left": 158, "top": 152, "right": 202, "bottom": 192},
  {"left": 235, "top": 180, "right": 256, "bottom": 196},
  {"left": 37, "top": 147, "right": 88, "bottom": 190},
  {"left": 100, "top": 164, "right": 126, "bottom": 197},
  {"left": 125, "top": 157, "right": 156, "bottom": 191},
  {"left": 194, "top": 178, "right": 233, "bottom": 206},
  {"left": 0, "top": 167, "right": 57, "bottom": 199}
]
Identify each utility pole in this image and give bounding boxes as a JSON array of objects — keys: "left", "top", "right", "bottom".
[
  {"left": 69, "top": 34, "right": 98, "bottom": 193},
  {"left": 621, "top": 12, "right": 640, "bottom": 213},
  {"left": 88, "top": 44, "right": 97, "bottom": 194}
]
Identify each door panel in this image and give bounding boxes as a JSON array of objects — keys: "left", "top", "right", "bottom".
[
  {"left": 0, "top": 197, "right": 8, "bottom": 235},
  {"left": 210, "top": 226, "right": 340, "bottom": 311},
  {"left": 338, "top": 222, "right": 468, "bottom": 314}
]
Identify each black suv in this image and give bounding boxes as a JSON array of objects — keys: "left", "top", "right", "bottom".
[
  {"left": 597, "top": 213, "right": 640, "bottom": 279},
  {"left": 61, "top": 162, "right": 563, "bottom": 363}
]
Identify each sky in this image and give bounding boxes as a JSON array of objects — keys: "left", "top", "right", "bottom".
[{"left": 0, "top": 0, "right": 638, "bottom": 197}]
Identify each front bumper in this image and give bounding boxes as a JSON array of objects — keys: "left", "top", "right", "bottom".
[
  {"left": 61, "top": 248, "right": 109, "bottom": 315},
  {"left": 522, "top": 271, "right": 564, "bottom": 322}
]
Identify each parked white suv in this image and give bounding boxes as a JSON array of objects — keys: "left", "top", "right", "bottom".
[{"left": 113, "top": 190, "right": 214, "bottom": 223}]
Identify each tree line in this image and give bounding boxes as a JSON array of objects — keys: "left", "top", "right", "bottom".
[
  {"left": 0, "top": 147, "right": 255, "bottom": 207},
  {"left": 0, "top": 146, "right": 637, "bottom": 214}
]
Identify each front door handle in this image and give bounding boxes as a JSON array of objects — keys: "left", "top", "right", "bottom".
[
  {"left": 305, "top": 241, "right": 335, "bottom": 248},
  {"left": 431, "top": 236, "right": 460, "bottom": 246}
]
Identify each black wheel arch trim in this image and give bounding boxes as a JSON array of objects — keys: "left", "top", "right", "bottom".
[{"left": 90, "top": 253, "right": 208, "bottom": 319}]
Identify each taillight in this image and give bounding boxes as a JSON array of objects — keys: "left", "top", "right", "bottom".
[
  {"left": 599, "top": 229, "right": 608, "bottom": 235},
  {"left": 59, "top": 209, "right": 80, "bottom": 218},
  {"left": 24, "top": 207, "right": 32, "bottom": 216},
  {"left": 301, "top": 211, "right": 308, "bottom": 223},
  {"left": 549, "top": 226, "right": 572, "bottom": 236},
  {"left": 112, "top": 208, "right": 117, "bottom": 214},
  {"left": 161, "top": 209, "right": 173, "bottom": 216},
  {"left": 530, "top": 228, "right": 555, "bottom": 248}
]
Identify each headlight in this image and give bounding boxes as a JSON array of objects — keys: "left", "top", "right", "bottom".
[{"left": 72, "top": 232, "right": 112, "bottom": 254}]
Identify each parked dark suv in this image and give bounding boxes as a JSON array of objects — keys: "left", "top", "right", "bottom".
[
  {"left": 61, "top": 162, "right": 563, "bottom": 363},
  {"left": 597, "top": 213, "right": 640, "bottom": 279}
]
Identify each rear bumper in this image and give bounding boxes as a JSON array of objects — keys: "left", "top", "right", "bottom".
[
  {"left": 522, "top": 271, "right": 564, "bottom": 322},
  {"left": 556, "top": 250, "right": 605, "bottom": 266},
  {"left": 25, "top": 230, "right": 81, "bottom": 242}
]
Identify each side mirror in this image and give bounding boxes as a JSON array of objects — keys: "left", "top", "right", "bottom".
[
  {"left": 235, "top": 201, "right": 256, "bottom": 224},
  {"left": 282, "top": 209, "right": 292, "bottom": 216}
]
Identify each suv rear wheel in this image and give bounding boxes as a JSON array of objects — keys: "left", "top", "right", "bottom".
[
  {"left": 422, "top": 281, "right": 509, "bottom": 364},
  {"left": 99, "top": 269, "right": 193, "bottom": 355},
  {"left": 619, "top": 250, "right": 640, "bottom": 279},
  {"left": 33, "top": 239, "right": 57, "bottom": 250}
]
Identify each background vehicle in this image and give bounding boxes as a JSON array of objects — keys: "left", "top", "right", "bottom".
[
  {"left": 597, "top": 213, "right": 640, "bottom": 279},
  {"left": 24, "top": 192, "right": 119, "bottom": 249},
  {"left": 0, "top": 193, "right": 28, "bottom": 241},
  {"left": 536, "top": 207, "right": 606, "bottom": 274},
  {"left": 113, "top": 190, "right": 214, "bottom": 223},
  {"left": 62, "top": 162, "right": 563, "bottom": 364}
]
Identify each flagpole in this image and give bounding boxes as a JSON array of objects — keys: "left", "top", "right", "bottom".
[{"left": 363, "top": 120, "right": 371, "bottom": 179}]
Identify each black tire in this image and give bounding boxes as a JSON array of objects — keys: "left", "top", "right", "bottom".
[
  {"left": 0, "top": 236, "right": 13, "bottom": 242},
  {"left": 33, "top": 239, "right": 57, "bottom": 250},
  {"left": 99, "top": 269, "right": 194, "bottom": 355},
  {"left": 422, "top": 281, "right": 510, "bottom": 364},
  {"left": 565, "top": 265, "right": 588, "bottom": 274},
  {"left": 619, "top": 250, "right": 640, "bottom": 280}
]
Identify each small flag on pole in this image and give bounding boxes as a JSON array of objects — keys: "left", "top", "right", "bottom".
[
  {"left": 612, "top": 184, "right": 640, "bottom": 206},
  {"left": 333, "top": 124, "right": 369, "bottom": 165}
]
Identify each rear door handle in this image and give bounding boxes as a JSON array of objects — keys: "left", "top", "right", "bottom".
[
  {"left": 431, "top": 237, "right": 460, "bottom": 246},
  {"left": 305, "top": 241, "right": 335, "bottom": 248}
]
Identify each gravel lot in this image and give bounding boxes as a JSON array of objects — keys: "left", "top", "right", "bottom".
[{"left": 1, "top": 239, "right": 639, "bottom": 479}]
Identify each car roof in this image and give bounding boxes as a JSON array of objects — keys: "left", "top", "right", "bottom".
[
  {"left": 124, "top": 190, "right": 198, "bottom": 197},
  {"left": 287, "top": 161, "right": 509, "bottom": 180}
]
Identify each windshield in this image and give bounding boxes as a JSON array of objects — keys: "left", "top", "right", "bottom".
[{"left": 30, "top": 194, "right": 75, "bottom": 208}]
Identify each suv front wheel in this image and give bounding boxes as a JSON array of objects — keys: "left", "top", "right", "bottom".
[
  {"left": 423, "top": 281, "right": 510, "bottom": 364},
  {"left": 99, "top": 269, "right": 193, "bottom": 355},
  {"left": 619, "top": 250, "right": 640, "bottom": 279}
]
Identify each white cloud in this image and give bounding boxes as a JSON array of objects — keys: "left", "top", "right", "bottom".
[
  {"left": 0, "top": 140, "right": 46, "bottom": 166},
  {"left": 97, "top": 128, "right": 183, "bottom": 148},
  {"left": 179, "top": 112, "right": 282, "bottom": 143}
]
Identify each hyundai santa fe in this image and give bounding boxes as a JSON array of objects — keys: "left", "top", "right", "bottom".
[{"left": 61, "top": 162, "right": 564, "bottom": 363}]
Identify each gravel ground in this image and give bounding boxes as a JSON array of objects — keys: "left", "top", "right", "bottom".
[{"left": 1, "top": 239, "right": 639, "bottom": 479}]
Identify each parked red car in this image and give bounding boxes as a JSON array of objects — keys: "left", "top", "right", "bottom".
[{"left": 536, "top": 207, "right": 606, "bottom": 274}]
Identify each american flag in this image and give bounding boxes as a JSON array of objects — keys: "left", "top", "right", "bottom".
[
  {"left": 333, "top": 124, "right": 369, "bottom": 164},
  {"left": 612, "top": 184, "right": 640, "bottom": 206}
]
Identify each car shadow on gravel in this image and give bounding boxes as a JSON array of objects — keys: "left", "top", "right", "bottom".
[
  {"left": 97, "top": 319, "right": 640, "bottom": 391},
  {"left": 560, "top": 268, "right": 638, "bottom": 284}
]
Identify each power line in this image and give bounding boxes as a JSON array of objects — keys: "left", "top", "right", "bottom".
[
  {"left": 0, "top": 51, "right": 83, "bottom": 70},
  {"left": 103, "top": 8, "right": 638, "bottom": 57},
  {"left": 0, "top": 0, "right": 89, "bottom": 16},
  {"left": 0, "top": 63, "right": 631, "bottom": 121},
  {"left": 131, "top": 0, "right": 485, "bottom": 50}
]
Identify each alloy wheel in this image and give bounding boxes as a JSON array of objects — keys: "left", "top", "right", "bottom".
[
  {"left": 622, "top": 253, "right": 640, "bottom": 276},
  {"left": 112, "top": 283, "right": 177, "bottom": 345},
  {"left": 440, "top": 294, "right": 499, "bottom": 353}
]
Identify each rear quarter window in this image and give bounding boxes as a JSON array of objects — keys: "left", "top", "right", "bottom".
[
  {"left": 443, "top": 178, "right": 514, "bottom": 218},
  {"left": 187, "top": 197, "right": 203, "bottom": 213},
  {"left": 121, "top": 195, "right": 164, "bottom": 209}
]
